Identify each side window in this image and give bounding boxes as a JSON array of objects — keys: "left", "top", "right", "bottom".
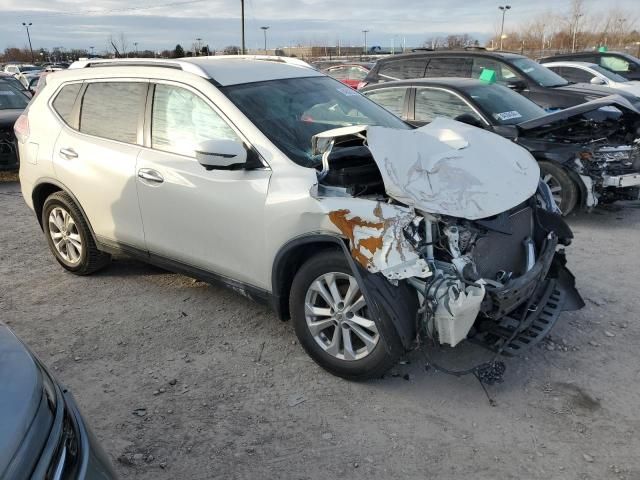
[
  {"left": 151, "top": 84, "right": 238, "bottom": 157},
  {"left": 558, "top": 67, "right": 593, "bottom": 83},
  {"left": 52, "top": 83, "right": 82, "bottom": 126},
  {"left": 600, "top": 56, "right": 630, "bottom": 73},
  {"left": 472, "top": 58, "right": 520, "bottom": 82},
  {"left": 363, "top": 88, "right": 407, "bottom": 117},
  {"left": 425, "top": 58, "right": 473, "bottom": 78},
  {"left": 378, "top": 58, "right": 428, "bottom": 80},
  {"left": 414, "top": 87, "right": 482, "bottom": 123},
  {"left": 79, "top": 82, "right": 147, "bottom": 144}
]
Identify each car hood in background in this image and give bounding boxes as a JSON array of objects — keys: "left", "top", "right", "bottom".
[
  {"left": 365, "top": 118, "right": 540, "bottom": 219},
  {"left": 516, "top": 94, "right": 640, "bottom": 131},
  {"left": 0, "top": 324, "right": 45, "bottom": 476}
]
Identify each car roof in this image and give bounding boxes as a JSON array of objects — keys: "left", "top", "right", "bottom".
[
  {"left": 542, "top": 61, "right": 599, "bottom": 68},
  {"left": 375, "top": 50, "right": 526, "bottom": 64},
  {"left": 68, "top": 55, "right": 321, "bottom": 86}
]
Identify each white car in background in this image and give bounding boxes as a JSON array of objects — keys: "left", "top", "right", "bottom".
[
  {"left": 542, "top": 61, "right": 640, "bottom": 98},
  {"left": 16, "top": 56, "right": 582, "bottom": 380}
]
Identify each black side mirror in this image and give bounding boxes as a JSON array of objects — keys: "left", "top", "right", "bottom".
[
  {"left": 506, "top": 79, "right": 527, "bottom": 92},
  {"left": 492, "top": 124, "right": 519, "bottom": 139},
  {"left": 454, "top": 113, "right": 486, "bottom": 129}
]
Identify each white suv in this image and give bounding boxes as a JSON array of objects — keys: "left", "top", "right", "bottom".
[{"left": 17, "top": 57, "right": 583, "bottom": 380}]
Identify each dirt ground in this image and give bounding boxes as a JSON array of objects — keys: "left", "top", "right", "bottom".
[{"left": 1, "top": 175, "right": 639, "bottom": 480}]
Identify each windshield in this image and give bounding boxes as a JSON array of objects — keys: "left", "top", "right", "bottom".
[
  {"left": 19, "top": 66, "right": 40, "bottom": 73},
  {"left": 222, "top": 76, "right": 409, "bottom": 167},
  {"left": 509, "top": 58, "right": 569, "bottom": 87},
  {"left": 0, "top": 76, "right": 26, "bottom": 92},
  {"left": 0, "top": 83, "right": 29, "bottom": 110},
  {"left": 590, "top": 64, "right": 628, "bottom": 83},
  {"left": 464, "top": 83, "right": 547, "bottom": 125}
]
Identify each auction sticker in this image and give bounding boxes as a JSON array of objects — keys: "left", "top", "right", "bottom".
[{"left": 494, "top": 110, "right": 522, "bottom": 121}]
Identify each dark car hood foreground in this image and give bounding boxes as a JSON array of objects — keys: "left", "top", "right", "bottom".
[
  {"left": 517, "top": 94, "right": 640, "bottom": 131},
  {"left": 0, "top": 324, "right": 45, "bottom": 475},
  {"left": 0, "top": 109, "right": 23, "bottom": 129}
]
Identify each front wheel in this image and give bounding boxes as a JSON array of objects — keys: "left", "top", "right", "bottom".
[
  {"left": 42, "top": 191, "right": 111, "bottom": 275},
  {"left": 539, "top": 161, "right": 579, "bottom": 215},
  {"left": 289, "top": 250, "right": 403, "bottom": 380}
]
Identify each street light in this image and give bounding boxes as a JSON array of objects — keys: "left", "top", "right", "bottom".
[
  {"left": 240, "top": 0, "right": 246, "bottom": 54},
  {"left": 571, "top": 13, "right": 583, "bottom": 52},
  {"left": 362, "top": 29, "right": 369, "bottom": 55},
  {"left": 498, "top": 5, "right": 511, "bottom": 51},
  {"left": 134, "top": 42, "right": 139, "bottom": 56},
  {"left": 90, "top": 46, "right": 95, "bottom": 57},
  {"left": 21, "top": 22, "right": 34, "bottom": 62},
  {"left": 261, "top": 26, "right": 270, "bottom": 55}
]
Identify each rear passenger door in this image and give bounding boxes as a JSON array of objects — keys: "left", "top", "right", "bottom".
[{"left": 52, "top": 80, "right": 148, "bottom": 249}]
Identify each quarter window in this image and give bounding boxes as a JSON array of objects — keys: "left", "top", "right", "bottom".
[
  {"left": 79, "top": 82, "right": 147, "bottom": 144},
  {"left": 52, "top": 83, "right": 82, "bottom": 125},
  {"left": 363, "top": 87, "right": 407, "bottom": 117},
  {"left": 414, "top": 87, "right": 482, "bottom": 123},
  {"left": 151, "top": 84, "right": 238, "bottom": 157}
]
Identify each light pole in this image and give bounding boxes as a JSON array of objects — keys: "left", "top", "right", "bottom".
[
  {"left": 22, "top": 22, "right": 34, "bottom": 62},
  {"left": 134, "top": 42, "right": 138, "bottom": 56},
  {"left": 498, "top": 5, "right": 511, "bottom": 51},
  {"left": 90, "top": 46, "right": 95, "bottom": 57},
  {"left": 571, "top": 13, "right": 583, "bottom": 52},
  {"left": 240, "top": 0, "right": 246, "bottom": 54},
  {"left": 362, "top": 29, "right": 369, "bottom": 55},
  {"left": 261, "top": 26, "right": 270, "bottom": 55}
]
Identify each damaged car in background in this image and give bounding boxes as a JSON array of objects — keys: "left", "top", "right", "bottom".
[
  {"left": 362, "top": 78, "right": 640, "bottom": 214},
  {"left": 19, "top": 58, "right": 583, "bottom": 381}
]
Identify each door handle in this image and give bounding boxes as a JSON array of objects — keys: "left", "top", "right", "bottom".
[
  {"left": 138, "top": 168, "right": 164, "bottom": 184},
  {"left": 59, "top": 147, "right": 78, "bottom": 159}
]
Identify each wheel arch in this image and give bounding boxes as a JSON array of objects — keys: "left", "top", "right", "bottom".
[
  {"left": 32, "top": 178, "right": 99, "bottom": 243},
  {"left": 271, "top": 233, "right": 347, "bottom": 320}
]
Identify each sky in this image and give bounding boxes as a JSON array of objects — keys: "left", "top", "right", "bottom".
[{"left": 0, "top": 0, "right": 638, "bottom": 53}]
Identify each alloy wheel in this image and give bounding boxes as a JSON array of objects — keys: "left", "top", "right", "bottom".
[
  {"left": 48, "top": 207, "right": 83, "bottom": 265},
  {"left": 304, "top": 272, "right": 379, "bottom": 361},
  {"left": 542, "top": 173, "right": 563, "bottom": 206}
]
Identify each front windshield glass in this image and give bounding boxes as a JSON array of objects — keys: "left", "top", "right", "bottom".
[
  {"left": 222, "top": 76, "right": 409, "bottom": 167},
  {"left": 590, "top": 64, "right": 628, "bottom": 82},
  {"left": 1, "top": 76, "right": 26, "bottom": 92},
  {"left": 464, "top": 83, "right": 547, "bottom": 125},
  {"left": 19, "top": 66, "right": 40, "bottom": 72},
  {"left": 0, "top": 83, "right": 29, "bottom": 110},
  {"left": 509, "top": 58, "right": 569, "bottom": 87}
]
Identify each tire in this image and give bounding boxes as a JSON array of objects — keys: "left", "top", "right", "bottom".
[
  {"left": 289, "top": 250, "right": 403, "bottom": 380},
  {"left": 42, "top": 191, "right": 111, "bottom": 275},
  {"left": 539, "top": 161, "right": 579, "bottom": 215}
]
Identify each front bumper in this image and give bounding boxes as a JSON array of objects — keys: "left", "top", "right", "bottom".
[{"left": 602, "top": 172, "right": 640, "bottom": 188}]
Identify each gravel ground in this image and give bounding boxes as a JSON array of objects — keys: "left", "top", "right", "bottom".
[{"left": 1, "top": 176, "right": 639, "bottom": 480}]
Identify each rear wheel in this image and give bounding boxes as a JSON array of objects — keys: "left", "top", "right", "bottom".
[
  {"left": 539, "top": 161, "right": 579, "bottom": 215},
  {"left": 42, "top": 191, "right": 111, "bottom": 275},
  {"left": 289, "top": 250, "right": 402, "bottom": 380}
]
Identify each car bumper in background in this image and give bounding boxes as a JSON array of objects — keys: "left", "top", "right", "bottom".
[{"left": 602, "top": 172, "right": 640, "bottom": 188}]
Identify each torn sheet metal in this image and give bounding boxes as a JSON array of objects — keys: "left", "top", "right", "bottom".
[
  {"left": 366, "top": 118, "right": 540, "bottom": 220},
  {"left": 325, "top": 200, "right": 431, "bottom": 280}
]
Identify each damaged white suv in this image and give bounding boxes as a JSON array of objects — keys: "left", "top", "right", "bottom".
[{"left": 18, "top": 57, "right": 583, "bottom": 379}]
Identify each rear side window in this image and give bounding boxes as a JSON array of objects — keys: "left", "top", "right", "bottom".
[
  {"left": 52, "top": 83, "right": 82, "bottom": 125},
  {"left": 363, "top": 87, "right": 407, "bottom": 117},
  {"left": 378, "top": 58, "right": 428, "bottom": 80},
  {"left": 414, "top": 87, "right": 481, "bottom": 123},
  {"left": 79, "top": 82, "right": 147, "bottom": 144},
  {"left": 425, "top": 58, "right": 473, "bottom": 78}
]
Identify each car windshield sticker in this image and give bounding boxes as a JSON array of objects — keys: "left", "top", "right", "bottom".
[
  {"left": 336, "top": 86, "right": 359, "bottom": 96},
  {"left": 494, "top": 110, "right": 522, "bottom": 121}
]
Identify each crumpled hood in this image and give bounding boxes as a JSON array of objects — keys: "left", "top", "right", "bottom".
[
  {"left": 517, "top": 94, "right": 640, "bottom": 131},
  {"left": 365, "top": 118, "right": 540, "bottom": 220}
]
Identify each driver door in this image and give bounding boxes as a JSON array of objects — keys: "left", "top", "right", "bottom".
[{"left": 135, "top": 81, "right": 271, "bottom": 287}]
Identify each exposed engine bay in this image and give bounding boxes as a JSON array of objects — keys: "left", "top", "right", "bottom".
[
  {"left": 517, "top": 95, "right": 640, "bottom": 207},
  {"left": 311, "top": 119, "right": 583, "bottom": 358}
]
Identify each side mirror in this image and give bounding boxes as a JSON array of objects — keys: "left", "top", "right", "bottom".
[
  {"left": 454, "top": 113, "right": 486, "bottom": 129},
  {"left": 506, "top": 79, "right": 527, "bottom": 92},
  {"left": 492, "top": 124, "right": 519, "bottom": 139},
  {"left": 195, "top": 139, "right": 247, "bottom": 170},
  {"left": 590, "top": 76, "right": 606, "bottom": 85}
]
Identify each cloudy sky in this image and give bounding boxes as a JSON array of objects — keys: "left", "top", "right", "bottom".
[{"left": 0, "top": 0, "right": 637, "bottom": 53}]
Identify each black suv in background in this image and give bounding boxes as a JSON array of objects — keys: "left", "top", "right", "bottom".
[
  {"left": 360, "top": 51, "right": 640, "bottom": 110},
  {"left": 538, "top": 51, "right": 640, "bottom": 81}
]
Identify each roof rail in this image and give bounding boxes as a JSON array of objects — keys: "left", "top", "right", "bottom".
[{"left": 68, "top": 58, "right": 211, "bottom": 78}]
